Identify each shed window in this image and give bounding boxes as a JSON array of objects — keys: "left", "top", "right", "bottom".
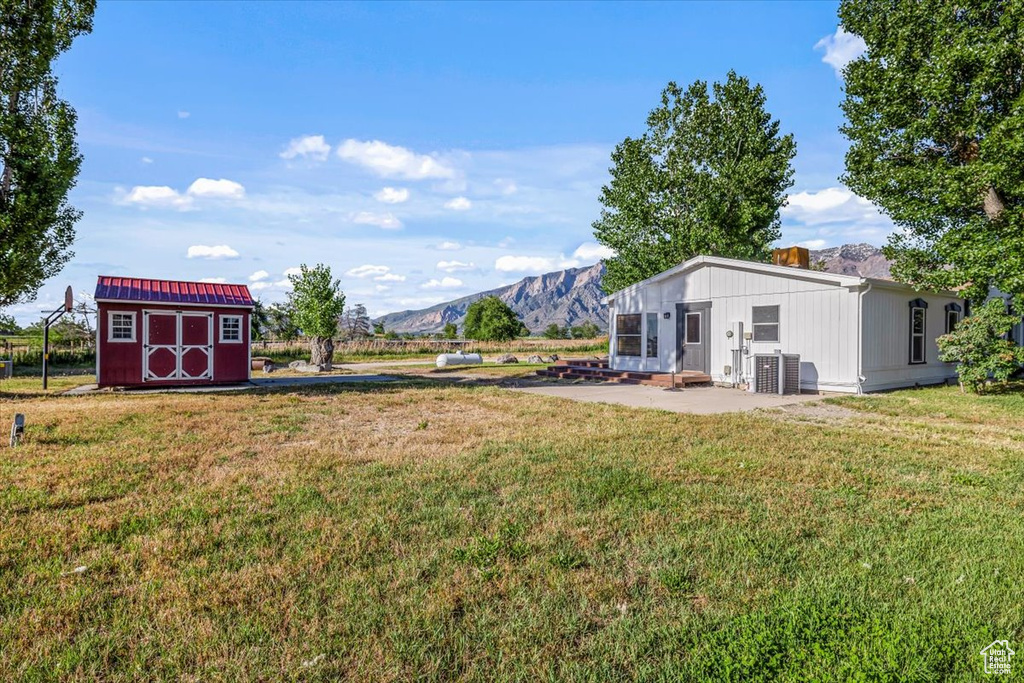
[
  {"left": 909, "top": 299, "right": 928, "bottom": 364},
  {"left": 645, "top": 313, "right": 658, "bottom": 358},
  {"left": 615, "top": 314, "right": 641, "bottom": 357},
  {"left": 220, "top": 315, "right": 243, "bottom": 343},
  {"left": 752, "top": 305, "right": 780, "bottom": 343},
  {"left": 108, "top": 312, "right": 136, "bottom": 342},
  {"left": 944, "top": 302, "right": 962, "bottom": 335}
]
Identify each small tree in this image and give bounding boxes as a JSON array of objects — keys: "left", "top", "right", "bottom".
[
  {"left": 937, "top": 299, "right": 1024, "bottom": 393},
  {"left": 542, "top": 323, "right": 564, "bottom": 340},
  {"left": 443, "top": 322, "right": 458, "bottom": 339},
  {"left": 250, "top": 299, "right": 269, "bottom": 342},
  {"left": 373, "top": 320, "right": 385, "bottom": 336},
  {"left": 267, "top": 301, "right": 299, "bottom": 341},
  {"left": 572, "top": 321, "right": 602, "bottom": 339},
  {"left": 340, "top": 303, "right": 371, "bottom": 340},
  {"left": 288, "top": 264, "right": 346, "bottom": 367},
  {"left": 463, "top": 296, "right": 520, "bottom": 342}
]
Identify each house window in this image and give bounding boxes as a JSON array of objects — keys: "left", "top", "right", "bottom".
[
  {"left": 944, "top": 302, "right": 962, "bottom": 335},
  {"left": 752, "top": 305, "right": 780, "bottom": 342},
  {"left": 108, "top": 312, "right": 136, "bottom": 342},
  {"left": 645, "top": 313, "right": 658, "bottom": 358},
  {"left": 685, "top": 312, "right": 701, "bottom": 344},
  {"left": 220, "top": 315, "right": 243, "bottom": 343},
  {"left": 615, "top": 314, "right": 641, "bottom": 357},
  {"left": 909, "top": 298, "right": 928, "bottom": 364}
]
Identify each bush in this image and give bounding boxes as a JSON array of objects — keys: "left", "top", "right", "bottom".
[
  {"left": 463, "top": 296, "right": 521, "bottom": 342},
  {"left": 937, "top": 299, "right": 1024, "bottom": 393}
]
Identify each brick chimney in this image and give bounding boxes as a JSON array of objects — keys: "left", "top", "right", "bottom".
[{"left": 772, "top": 246, "right": 810, "bottom": 269}]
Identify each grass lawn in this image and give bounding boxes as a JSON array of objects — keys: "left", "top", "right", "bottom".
[{"left": 1, "top": 382, "right": 1022, "bottom": 681}]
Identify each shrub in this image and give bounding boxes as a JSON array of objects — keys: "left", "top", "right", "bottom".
[
  {"left": 462, "top": 296, "right": 521, "bottom": 342},
  {"left": 937, "top": 299, "right": 1024, "bottom": 393}
]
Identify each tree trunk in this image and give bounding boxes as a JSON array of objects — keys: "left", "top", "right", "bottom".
[
  {"left": 983, "top": 186, "right": 1006, "bottom": 221},
  {"left": 309, "top": 336, "right": 334, "bottom": 369}
]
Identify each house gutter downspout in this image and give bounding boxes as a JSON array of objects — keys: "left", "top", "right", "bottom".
[{"left": 856, "top": 281, "right": 872, "bottom": 395}]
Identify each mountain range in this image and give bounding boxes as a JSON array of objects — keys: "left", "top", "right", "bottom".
[{"left": 376, "top": 243, "right": 892, "bottom": 334}]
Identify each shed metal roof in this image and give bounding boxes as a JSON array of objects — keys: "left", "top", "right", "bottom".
[{"left": 94, "top": 276, "right": 254, "bottom": 307}]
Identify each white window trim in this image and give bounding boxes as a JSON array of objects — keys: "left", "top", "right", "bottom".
[
  {"left": 219, "top": 314, "right": 244, "bottom": 344},
  {"left": 107, "top": 310, "right": 137, "bottom": 343},
  {"left": 614, "top": 313, "right": 642, "bottom": 358},
  {"left": 910, "top": 306, "right": 927, "bottom": 364}
]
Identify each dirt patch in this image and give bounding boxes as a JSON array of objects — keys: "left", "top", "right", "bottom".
[{"left": 763, "top": 401, "right": 862, "bottom": 424}]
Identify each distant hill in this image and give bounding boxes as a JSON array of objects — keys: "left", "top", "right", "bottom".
[
  {"left": 376, "top": 244, "right": 893, "bottom": 334},
  {"left": 809, "top": 243, "right": 892, "bottom": 279},
  {"left": 376, "top": 263, "right": 607, "bottom": 334}
]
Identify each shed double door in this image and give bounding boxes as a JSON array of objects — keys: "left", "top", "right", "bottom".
[{"left": 143, "top": 311, "right": 213, "bottom": 381}]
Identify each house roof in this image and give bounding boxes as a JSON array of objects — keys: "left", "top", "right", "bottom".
[
  {"left": 94, "top": 276, "right": 254, "bottom": 307},
  {"left": 601, "top": 254, "right": 935, "bottom": 303}
]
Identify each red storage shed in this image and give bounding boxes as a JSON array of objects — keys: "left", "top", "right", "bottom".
[{"left": 94, "top": 276, "right": 254, "bottom": 388}]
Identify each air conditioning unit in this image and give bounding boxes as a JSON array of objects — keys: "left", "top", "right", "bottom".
[{"left": 753, "top": 353, "right": 800, "bottom": 394}]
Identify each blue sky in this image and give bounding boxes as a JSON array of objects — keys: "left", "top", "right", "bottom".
[{"left": 15, "top": 1, "right": 888, "bottom": 323}]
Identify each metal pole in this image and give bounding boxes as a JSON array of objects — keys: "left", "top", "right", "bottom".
[{"left": 42, "top": 322, "right": 49, "bottom": 390}]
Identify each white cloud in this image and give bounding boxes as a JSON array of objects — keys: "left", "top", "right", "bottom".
[
  {"left": 444, "top": 196, "right": 472, "bottom": 211},
  {"left": 177, "top": 110, "right": 190, "bottom": 119},
  {"left": 187, "top": 178, "right": 246, "bottom": 200},
  {"left": 797, "top": 239, "right": 828, "bottom": 249},
  {"left": 783, "top": 187, "right": 883, "bottom": 226},
  {"left": 249, "top": 270, "right": 270, "bottom": 282},
  {"left": 815, "top": 27, "right": 867, "bottom": 76},
  {"left": 336, "top": 139, "right": 455, "bottom": 179},
  {"left": 140, "top": 156, "right": 153, "bottom": 164},
  {"left": 436, "top": 241, "right": 462, "bottom": 251},
  {"left": 352, "top": 211, "right": 402, "bottom": 230},
  {"left": 375, "top": 285, "right": 391, "bottom": 293},
  {"left": 187, "top": 244, "right": 240, "bottom": 260},
  {"left": 200, "top": 277, "right": 227, "bottom": 283},
  {"left": 571, "top": 242, "right": 615, "bottom": 262},
  {"left": 346, "top": 264, "right": 406, "bottom": 282},
  {"left": 494, "top": 255, "right": 560, "bottom": 273},
  {"left": 250, "top": 281, "right": 274, "bottom": 291},
  {"left": 436, "top": 260, "right": 475, "bottom": 273},
  {"left": 280, "top": 134, "right": 331, "bottom": 161},
  {"left": 421, "top": 277, "right": 463, "bottom": 290},
  {"left": 283, "top": 267, "right": 303, "bottom": 278},
  {"left": 346, "top": 264, "right": 391, "bottom": 279},
  {"left": 374, "top": 187, "right": 410, "bottom": 204},
  {"left": 123, "top": 185, "right": 192, "bottom": 210}
]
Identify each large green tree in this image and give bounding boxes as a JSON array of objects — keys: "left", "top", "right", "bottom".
[
  {"left": 288, "top": 264, "right": 346, "bottom": 368},
  {"left": 462, "top": 296, "right": 521, "bottom": 342},
  {"left": 593, "top": 71, "right": 796, "bottom": 292},
  {"left": 840, "top": 0, "right": 1024, "bottom": 303},
  {"left": 0, "top": 0, "right": 94, "bottom": 308}
]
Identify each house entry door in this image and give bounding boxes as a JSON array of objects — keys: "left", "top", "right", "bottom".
[
  {"left": 676, "top": 301, "right": 711, "bottom": 374},
  {"left": 143, "top": 311, "right": 213, "bottom": 381}
]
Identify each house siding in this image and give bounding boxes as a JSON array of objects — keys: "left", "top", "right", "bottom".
[{"left": 607, "top": 258, "right": 964, "bottom": 394}]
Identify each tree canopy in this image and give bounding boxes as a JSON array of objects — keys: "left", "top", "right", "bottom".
[
  {"left": 462, "top": 296, "right": 521, "bottom": 342},
  {"left": 840, "top": 0, "right": 1024, "bottom": 302},
  {"left": 593, "top": 71, "right": 796, "bottom": 292},
  {"left": 0, "top": 0, "right": 94, "bottom": 308}
]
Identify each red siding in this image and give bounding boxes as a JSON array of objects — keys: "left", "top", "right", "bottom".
[{"left": 97, "top": 302, "right": 250, "bottom": 388}]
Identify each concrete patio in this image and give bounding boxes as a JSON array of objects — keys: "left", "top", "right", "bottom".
[{"left": 510, "top": 382, "right": 829, "bottom": 414}]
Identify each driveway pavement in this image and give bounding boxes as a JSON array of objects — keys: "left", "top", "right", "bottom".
[{"left": 510, "top": 382, "right": 827, "bottom": 414}]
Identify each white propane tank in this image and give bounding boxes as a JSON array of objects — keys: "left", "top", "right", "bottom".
[{"left": 435, "top": 352, "right": 483, "bottom": 368}]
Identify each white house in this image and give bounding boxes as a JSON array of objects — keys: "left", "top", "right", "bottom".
[{"left": 603, "top": 252, "right": 966, "bottom": 394}]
